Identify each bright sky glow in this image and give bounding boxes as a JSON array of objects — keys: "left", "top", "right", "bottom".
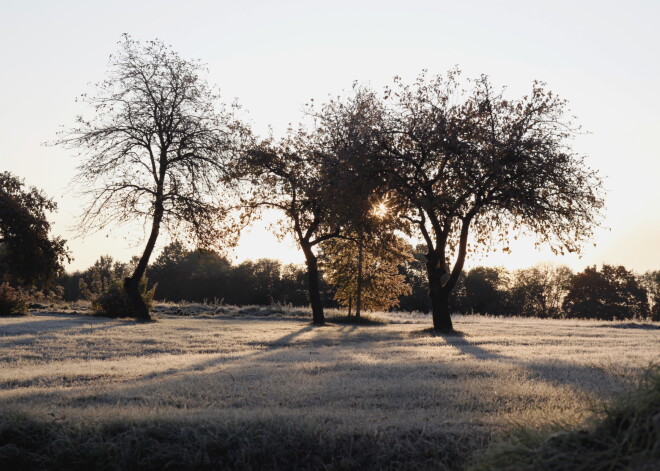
[{"left": 1, "top": 0, "right": 658, "bottom": 273}]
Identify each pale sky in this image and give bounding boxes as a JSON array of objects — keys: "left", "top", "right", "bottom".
[{"left": 1, "top": 0, "right": 658, "bottom": 273}]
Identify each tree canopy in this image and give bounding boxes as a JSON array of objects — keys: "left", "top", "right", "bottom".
[
  {"left": 0, "top": 172, "right": 70, "bottom": 285},
  {"left": 56, "top": 35, "right": 248, "bottom": 320},
  {"left": 241, "top": 89, "right": 385, "bottom": 324},
  {"left": 319, "top": 236, "right": 411, "bottom": 313},
  {"left": 563, "top": 265, "right": 650, "bottom": 320},
  {"left": 366, "top": 70, "right": 604, "bottom": 330}
]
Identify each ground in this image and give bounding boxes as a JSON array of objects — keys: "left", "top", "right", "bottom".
[{"left": 0, "top": 306, "right": 658, "bottom": 469}]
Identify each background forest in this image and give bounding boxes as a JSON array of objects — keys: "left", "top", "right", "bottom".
[{"left": 44, "top": 242, "right": 659, "bottom": 322}]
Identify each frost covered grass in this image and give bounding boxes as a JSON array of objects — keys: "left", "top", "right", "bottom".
[
  {"left": 0, "top": 307, "right": 658, "bottom": 469},
  {"left": 470, "top": 364, "right": 660, "bottom": 470}
]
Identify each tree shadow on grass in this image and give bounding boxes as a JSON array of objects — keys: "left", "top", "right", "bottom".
[
  {"left": 0, "top": 314, "right": 135, "bottom": 338},
  {"left": 0, "top": 318, "right": 638, "bottom": 410},
  {"left": 410, "top": 328, "right": 505, "bottom": 361},
  {"left": 121, "top": 323, "right": 320, "bottom": 387},
  {"left": 408, "top": 327, "right": 629, "bottom": 396},
  {"left": 593, "top": 322, "right": 660, "bottom": 330}
]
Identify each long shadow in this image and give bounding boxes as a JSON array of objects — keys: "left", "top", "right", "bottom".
[
  {"left": 0, "top": 315, "right": 144, "bottom": 350},
  {"left": 593, "top": 322, "right": 660, "bottom": 330},
  {"left": 412, "top": 329, "right": 629, "bottom": 396},
  {"left": 122, "top": 323, "right": 320, "bottom": 387},
  {"left": 440, "top": 332, "right": 506, "bottom": 361},
  {"left": 0, "top": 314, "right": 120, "bottom": 337},
  {"left": 76, "top": 320, "right": 139, "bottom": 334},
  {"left": 253, "top": 325, "right": 316, "bottom": 349},
  {"left": 83, "top": 321, "right": 409, "bottom": 400},
  {"left": 1, "top": 318, "right": 636, "bottom": 408}
]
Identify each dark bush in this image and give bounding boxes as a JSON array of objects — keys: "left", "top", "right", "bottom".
[
  {"left": 92, "top": 278, "right": 155, "bottom": 319},
  {"left": 0, "top": 283, "right": 28, "bottom": 316}
]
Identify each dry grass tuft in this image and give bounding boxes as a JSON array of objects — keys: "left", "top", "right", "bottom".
[{"left": 470, "top": 364, "right": 660, "bottom": 470}]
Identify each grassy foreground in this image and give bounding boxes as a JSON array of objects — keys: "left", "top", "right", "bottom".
[
  {"left": 0, "top": 306, "right": 658, "bottom": 469},
  {"left": 471, "top": 364, "right": 660, "bottom": 470},
  {"left": 0, "top": 412, "right": 486, "bottom": 470}
]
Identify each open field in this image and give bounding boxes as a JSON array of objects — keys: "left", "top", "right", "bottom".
[{"left": 1, "top": 307, "right": 658, "bottom": 469}]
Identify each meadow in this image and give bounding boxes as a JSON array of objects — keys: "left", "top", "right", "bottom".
[{"left": 0, "top": 305, "right": 658, "bottom": 469}]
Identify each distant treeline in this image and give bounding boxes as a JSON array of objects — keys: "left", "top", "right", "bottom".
[
  {"left": 57, "top": 242, "right": 335, "bottom": 308},
  {"left": 54, "top": 242, "right": 659, "bottom": 322}
]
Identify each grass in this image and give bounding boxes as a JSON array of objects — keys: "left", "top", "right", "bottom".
[
  {"left": 1, "top": 307, "right": 658, "bottom": 469},
  {"left": 0, "top": 412, "right": 485, "bottom": 470},
  {"left": 470, "top": 364, "right": 660, "bottom": 470}
]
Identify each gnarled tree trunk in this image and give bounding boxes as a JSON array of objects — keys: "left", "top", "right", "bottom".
[{"left": 124, "top": 203, "right": 163, "bottom": 322}]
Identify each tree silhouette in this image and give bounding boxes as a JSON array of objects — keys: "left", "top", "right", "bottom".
[
  {"left": 463, "top": 266, "right": 510, "bottom": 315},
  {"left": 241, "top": 90, "right": 383, "bottom": 324},
  {"left": 373, "top": 71, "right": 604, "bottom": 331},
  {"left": 640, "top": 270, "right": 660, "bottom": 321},
  {"left": 0, "top": 172, "right": 70, "bottom": 285},
  {"left": 563, "top": 265, "right": 650, "bottom": 320},
  {"left": 509, "top": 264, "right": 573, "bottom": 317},
  {"left": 56, "top": 35, "right": 247, "bottom": 320}
]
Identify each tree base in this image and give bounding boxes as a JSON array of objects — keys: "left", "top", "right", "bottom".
[{"left": 123, "top": 277, "right": 152, "bottom": 322}]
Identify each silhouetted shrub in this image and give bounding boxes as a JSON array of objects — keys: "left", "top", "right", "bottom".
[
  {"left": 92, "top": 278, "right": 155, "bottom": 319},
  {"left": 0, "top": 283, "right": 28, "bottom": 316}
]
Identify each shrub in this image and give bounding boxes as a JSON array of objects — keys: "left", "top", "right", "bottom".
[
  {"left": 0, "top": 283, "right": 28, "bottom": 316},
  {"left": 470, "top": 364, "right": 660, "bottom": 470},
  {"left": 92, "top": 278, "right": 156, "bottom": 319}
]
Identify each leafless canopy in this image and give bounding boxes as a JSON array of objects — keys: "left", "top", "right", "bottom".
[{"left": 58, "top": 35, "right": 249, "bottom": 248}]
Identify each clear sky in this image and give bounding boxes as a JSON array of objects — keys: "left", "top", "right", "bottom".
[{"left": 1, "top": 0, "right": 658, "bottom": 273}]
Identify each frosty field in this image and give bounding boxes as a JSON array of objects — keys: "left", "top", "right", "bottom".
[{"left": 0, "top": 307, "right": 658, "bottom": 469}]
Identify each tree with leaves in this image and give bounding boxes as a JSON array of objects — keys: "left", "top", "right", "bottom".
[
  {"left": 56, "top": 35, "right": 248, "bottom": 320},
  {"left": 78, "top": 254, "right": 131, "bottom": 300},
  {"left": 0, "top": 172, "right": 70, "bottom": 286},
  {"left": 508, "top": 264, "right": 573, "bottom": 317},
  {"left": 241, "top": 89, "right": 383, "bottom": 324},
  {"left": 319, "top": 236, "right": 411, "bottom": 315},
  {"left": 370, "top": 70, "right": 604, "bottom": 331},
  {"left": 640, "top": 270, "right": 660, "bottom": 321},
  {"left": 563, "top": 265, "right": 649, "bottom": 320},
  {"left": 463, "top": 266, "right": 510, "bottom": 315}
]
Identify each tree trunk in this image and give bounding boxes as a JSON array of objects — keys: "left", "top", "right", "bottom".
[
  {"left": 348, "top": 297, "right": 352, "bottom": 316},
  {"left": 123, "top": 277, "right": 150, "bottom": 322},
  {"left": 355, "top": 243, "right": 363, "bottom": 319},
  {"left": 430, "top": 285, "right": 453, "bottom": 332},
  {"left": 124, "top": 203, "right": 163, "bottom": 321},
  {"left": 301, "top": 240, "right": 324, "bottom": 325},
  {"left": 427, "top": 254, "right": 454, "bottom": 332}
]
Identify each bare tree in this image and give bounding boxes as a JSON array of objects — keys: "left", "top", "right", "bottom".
[
  {"left": 375, "top": 71, "right": 604, "bottom": 331},
  {"left": 57, "top": 35, "right": 248, "bottom": 320}
]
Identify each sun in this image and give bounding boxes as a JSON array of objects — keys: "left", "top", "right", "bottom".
[{"left": 372, "top": 201, "right": 389, "bottom": 219}]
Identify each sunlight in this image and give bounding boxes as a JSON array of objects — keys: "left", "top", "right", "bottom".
[{"left": 372, "top": 201, "right": 389, "bottom": 219}]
